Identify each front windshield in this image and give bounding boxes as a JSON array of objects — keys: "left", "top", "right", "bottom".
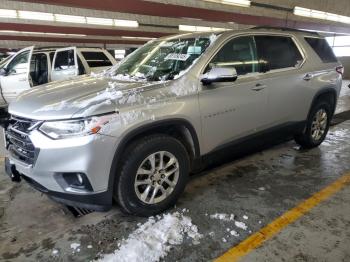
[{"left": 111, "top": 37, "right": 211, "bottom": 81}]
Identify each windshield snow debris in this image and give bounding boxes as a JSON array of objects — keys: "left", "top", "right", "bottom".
[
  {"left": 98, "top": 212, "right": 202, "bottom": 262},
  {"left": 209, "top": 33, "right": 218, "bottom": 44}
]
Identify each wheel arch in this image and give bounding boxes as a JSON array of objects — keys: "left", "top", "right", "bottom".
[
  {"left": 308, "top": 87, "right": 337, "bottom": 119},
  {"left": 107, "top": 118, "right": 201, "bottom": 194}
]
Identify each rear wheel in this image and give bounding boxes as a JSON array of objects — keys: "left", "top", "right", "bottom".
[
  {"left": 294, "top": 101, "right": 331, "bottom": 148},
  {"left": 114, "top": 134, "right": 190, "bottom": 216}
]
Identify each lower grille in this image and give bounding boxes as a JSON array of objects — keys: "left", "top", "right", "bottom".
[{"left": 5, "top": 116, "right": 40, "bottom": 165}]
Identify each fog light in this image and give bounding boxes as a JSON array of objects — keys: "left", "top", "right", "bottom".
[
  {"left": 77, "top": 173, "right": 83, "bottom": 185},
  {"left": 56, "top": 172, "right": 93, "bottom": 193}
]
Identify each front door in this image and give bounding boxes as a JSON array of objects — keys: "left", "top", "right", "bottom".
[
  {"left": 0, "top": 46, "right": 34, "bottom": 104},
  {"left": 199, "top": 36, "right": 269, "bottom": 153}
]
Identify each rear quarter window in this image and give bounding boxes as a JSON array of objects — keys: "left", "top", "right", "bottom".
[
  {"left": 81, "top": 51, "right": 113, "bottom": 68},
  {"left": 304, "top": 37, "right": 338, "bottom": 63},
  {"left": 255, "top": 35, "right": 304, "bottom": 71}
]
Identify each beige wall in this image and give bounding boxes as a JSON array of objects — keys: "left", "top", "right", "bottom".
[{"left": 339, "top": 57, "right": 350, "bottom": 80}]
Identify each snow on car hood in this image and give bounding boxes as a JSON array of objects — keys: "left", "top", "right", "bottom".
[{"left": 8, "top": 75, "right": 164, "bottom": 120}]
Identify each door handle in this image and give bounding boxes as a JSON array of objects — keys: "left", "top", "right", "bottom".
[
  {"left": 303, "top": 73, "right": 314, "bottom": 81},
  {"left": 252, "top": 83, "right": 267, "bottom": 91}
]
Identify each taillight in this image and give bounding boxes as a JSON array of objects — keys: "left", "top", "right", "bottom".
[{"left": 336, "top": 66, "right": 344, "bottom": 75}]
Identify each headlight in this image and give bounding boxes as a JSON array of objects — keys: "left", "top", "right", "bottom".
[{"left": 39, "top": 114, "right": 116, "bottom": 139}]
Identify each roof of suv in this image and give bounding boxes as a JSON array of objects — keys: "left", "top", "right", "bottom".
[{"left": 159, "top": 26, "right": 323, "bottom": 41}]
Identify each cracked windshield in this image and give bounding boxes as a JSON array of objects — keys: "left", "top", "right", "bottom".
[{"left": 110, "top": 37, "right": 212, "bottom": 81}]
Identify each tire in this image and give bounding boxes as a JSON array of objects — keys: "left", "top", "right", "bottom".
[
  {"left": 114, "top": 134, "right": 190, "bottom": 216},
  {"left": 294, "top": 100, "right": 331, "bottom": 149}
]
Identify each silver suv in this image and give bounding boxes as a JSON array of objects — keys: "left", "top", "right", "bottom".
[{"left": 4, "top": 28, "right": 343, "bottom": 216}]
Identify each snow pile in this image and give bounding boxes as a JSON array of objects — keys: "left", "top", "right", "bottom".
[{"left": 98, "top": 212, "right": 202, "bottom": 262}]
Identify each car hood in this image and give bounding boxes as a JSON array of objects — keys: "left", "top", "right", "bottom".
[{"left": 8, "top": 75, "right": 158, "bottom": 120}]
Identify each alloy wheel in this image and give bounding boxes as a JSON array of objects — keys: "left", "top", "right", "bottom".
[{"left": 134, "top": 151, "right": 179, "bottom": 204}]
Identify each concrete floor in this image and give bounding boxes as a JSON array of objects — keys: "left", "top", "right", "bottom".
[{"left": 0, "top": 81, "right": 350, "bottom": 261}]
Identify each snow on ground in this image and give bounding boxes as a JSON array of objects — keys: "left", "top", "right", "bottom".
[
  {"left": 230, "top": 230, "right": 239, "bottom": 237},
  {"left": 70, "top": 243, "right": 81, "bottom": 253},
  {"left": 209, "top": 213, "right": 235, "bottom": 221},
  {"left": 209, "top": 213, "right": 248, "bottom": 231},
  {"left": 98, "top": 212, "right": 202, "bottom": 262},
  {"left": 234, "top": 221, "right": 248, "bottom": 231}
]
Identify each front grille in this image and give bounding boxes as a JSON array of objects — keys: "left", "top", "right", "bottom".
[{"left": 5, "top": 116, "right": 40, "bottom": 165}]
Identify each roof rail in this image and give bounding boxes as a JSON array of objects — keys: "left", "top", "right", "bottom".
[
  {"left": 252, "top": 26, "right": 320, "bottom": 36},
  {"left": 34, "top": 46, "right": 104, "bottom": 50}
]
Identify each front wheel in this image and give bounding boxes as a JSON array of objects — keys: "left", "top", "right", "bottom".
[
  {"left": 114, "top": 135, "right": 190, "bottom": 216},
  {"left": 294, "top": 101, "right": 331, "bottom": 148}
]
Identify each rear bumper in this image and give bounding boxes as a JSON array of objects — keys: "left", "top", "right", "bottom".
[{"left": 5, "top": 157, "right": 112, "bottom": 211}]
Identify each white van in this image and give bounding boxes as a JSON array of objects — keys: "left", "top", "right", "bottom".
[{"left": 0, "top": 46, "right": 117, "bottom": 107}]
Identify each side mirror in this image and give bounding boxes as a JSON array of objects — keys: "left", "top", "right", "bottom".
[
  {"left": 0, "top": 68, "right": 8, "bottom": 76},
  {"left": 201, "top": 67, "right": 238, "bottom": 85}
]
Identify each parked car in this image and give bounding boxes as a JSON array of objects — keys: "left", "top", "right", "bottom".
[
  {"left": 0, "top": 46, "right": 117, "bottom": 107},
  {"left": 4, "top": 27, "right": 343, "bottom": 216}
]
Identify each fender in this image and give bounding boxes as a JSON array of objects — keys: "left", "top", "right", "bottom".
[{"left": 106, "top": 118, "right": 201, "bottom": 195}]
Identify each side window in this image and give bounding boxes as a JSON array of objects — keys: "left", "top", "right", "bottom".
[
  {"left": 206, "top": 36, "right": 259, "bottom": 76},
  {"left": 255, "top": 36, "right": 303, "bottom": 71},
  {"left": 54, "top": 50, "right": 75, "bottom": 70},
  {"left": 304, "top": 37, "right": 337, "bottom": 63},
  {"left": 80, "top": 51, "right": 113, "bottom": 68},
  {"left": 6, "top": 51, "right": 30, "bottom": 75}
]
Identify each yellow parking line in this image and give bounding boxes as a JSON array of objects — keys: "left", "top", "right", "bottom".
[{"left": 215, "top": 172, "right": 350, "bottom": 262}]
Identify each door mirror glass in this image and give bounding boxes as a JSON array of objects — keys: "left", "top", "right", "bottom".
[{"left": 201, "top": 67, "right": 238, "bottom": 85}]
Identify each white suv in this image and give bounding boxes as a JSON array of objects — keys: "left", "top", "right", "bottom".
[{"left": 0, "top": 46, "right": 117, "bottom": 107}]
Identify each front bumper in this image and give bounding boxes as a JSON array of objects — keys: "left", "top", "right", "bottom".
[
  {"left": 5, "top": 129, "right": 119, "bottom": 211},
  {"left": 5, "top": 157, "right": 112, "bottom": 211}
]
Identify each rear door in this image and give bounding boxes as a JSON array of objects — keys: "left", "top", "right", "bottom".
[
  {"left": 0, "top": 46, "right": 34, "bottom": 104},
  {"left": 51, "top": 47, "right": 78, "bottom": 82},
  {"left": 253, "top": 35, "right": 307, "bottom": 125}
]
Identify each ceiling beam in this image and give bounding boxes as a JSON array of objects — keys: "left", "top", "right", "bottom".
[
  {"left": 17, "top": 0, "right": 350, "bottom": 34},
  {"left": 0, "top": 35, "right": 146, "bottom": 45},
  {"left": 0, "top": 22, "right": 170, "bottom": 38}
]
